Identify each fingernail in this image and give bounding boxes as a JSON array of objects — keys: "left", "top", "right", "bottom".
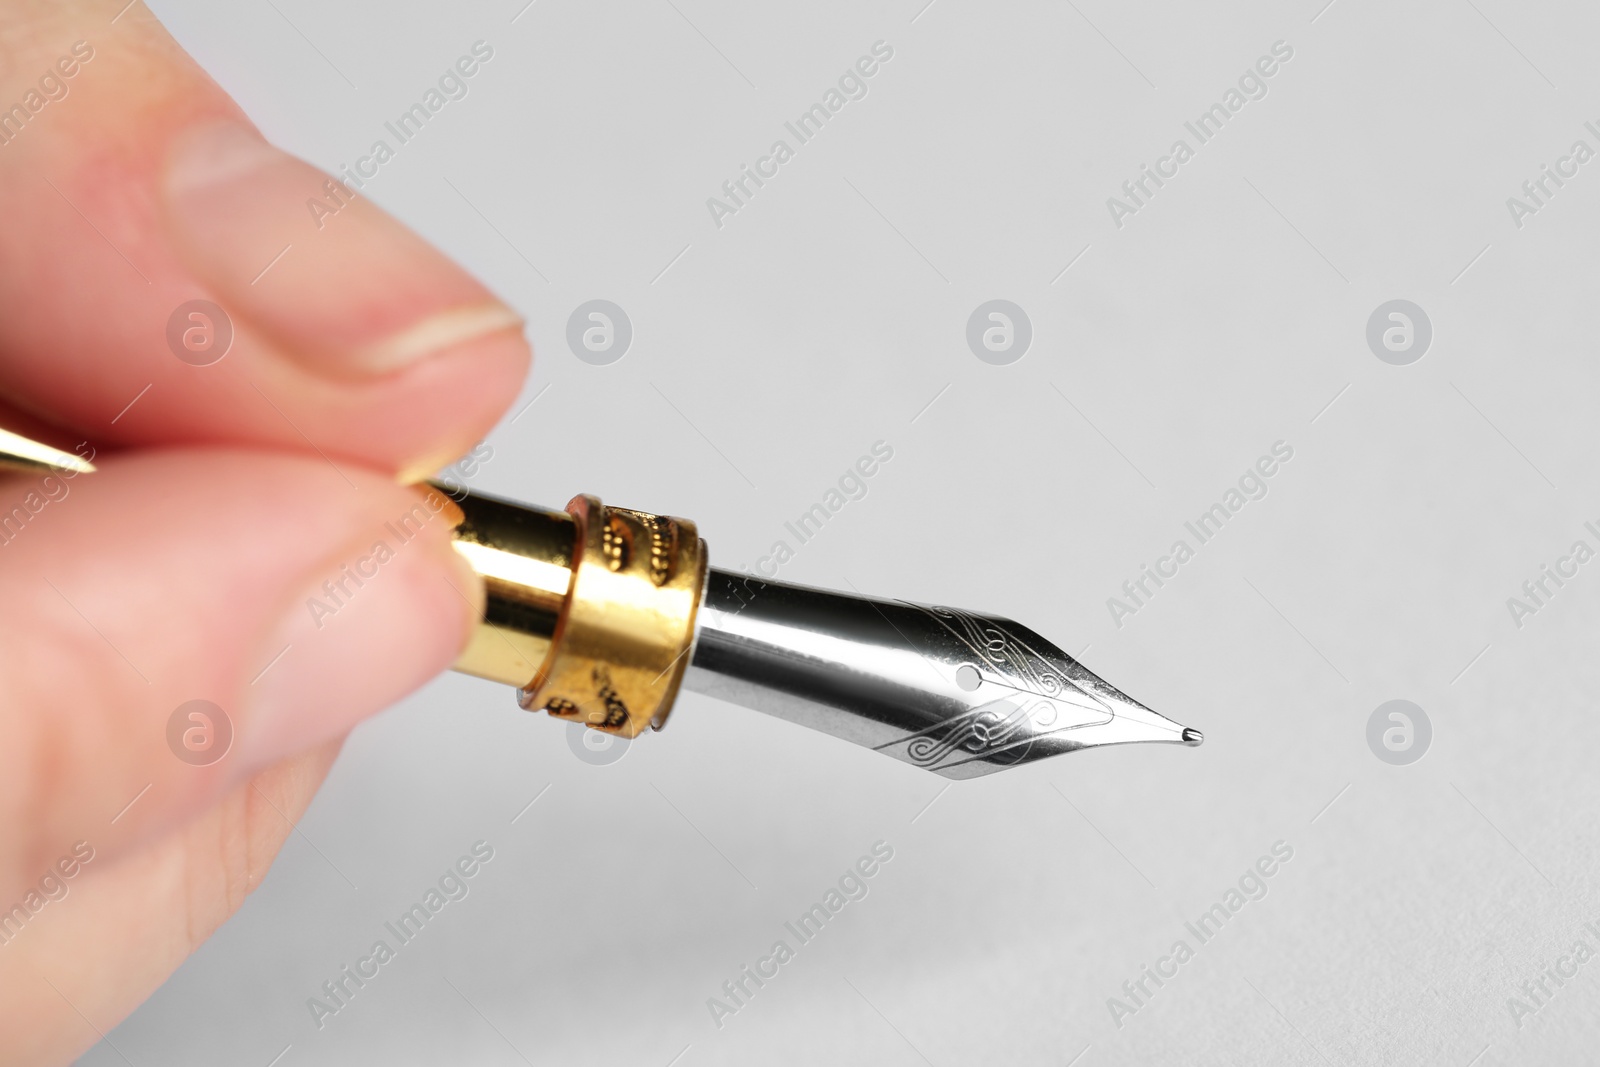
[
  {"left": 162, "top": 121, "right": 525, "bottom": 378},
  {"left": 352, "top": 302, "right": 524, "bottom": 374},
  {"left": 242, "top": 509, "right": 484, "bottom": 766}
]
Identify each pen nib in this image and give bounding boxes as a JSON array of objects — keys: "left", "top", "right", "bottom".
[{"left": 683, "top": 572, "right": 1202, "bottom": 779}]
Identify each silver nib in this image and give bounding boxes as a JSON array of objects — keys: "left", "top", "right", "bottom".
[{"left": 683, "top": 571, "right": 1201, "bottom": 779}]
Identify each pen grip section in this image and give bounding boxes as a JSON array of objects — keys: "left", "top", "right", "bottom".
[{"left": 434, "top": 485, "right": 577, "bottom": 689}]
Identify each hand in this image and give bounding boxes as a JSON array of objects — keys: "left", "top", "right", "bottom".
[{"left": 0, "top": 4, "right": 528, "bottom": 1063}]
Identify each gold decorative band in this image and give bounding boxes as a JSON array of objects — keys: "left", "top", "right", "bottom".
[
  {"left": 518, "top": 495, "right": 707, "bottom": 738},
  {"left": 437, "top": 486, "right": 709, "bottom": 737}
]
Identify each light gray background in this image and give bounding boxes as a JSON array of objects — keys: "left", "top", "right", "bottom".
[{"left": 89, "top": 0, "right": 1600, "bottom": 1063}]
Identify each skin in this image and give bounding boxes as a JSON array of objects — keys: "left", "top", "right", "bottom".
[{"left": 0, "top": 3, "right": 528, "bottom": 1062}]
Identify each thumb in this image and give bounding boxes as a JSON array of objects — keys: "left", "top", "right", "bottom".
[{"left": 0, "top": 449, "right": 483, "bottom": 899}]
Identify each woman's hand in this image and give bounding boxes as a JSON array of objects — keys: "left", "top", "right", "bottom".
[{"left": 0, "top": 4, "right": 528, "bottom": 1062}]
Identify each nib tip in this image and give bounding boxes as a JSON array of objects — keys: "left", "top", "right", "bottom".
[{"left": 1181, "top": 727, "right": 1204, "bottom": 747}]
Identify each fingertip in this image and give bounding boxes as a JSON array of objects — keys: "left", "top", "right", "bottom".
[{"left": 235, "top": 483, "right": 487, "bottom": 769}]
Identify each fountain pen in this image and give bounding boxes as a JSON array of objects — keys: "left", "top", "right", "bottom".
[{"left": 2, "top": 431, "right": 1202, "bottom": 778}]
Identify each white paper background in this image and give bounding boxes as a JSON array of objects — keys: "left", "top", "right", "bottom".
[{"left": 85, "top": 0, "right": 1600, "bottom": 1063}]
